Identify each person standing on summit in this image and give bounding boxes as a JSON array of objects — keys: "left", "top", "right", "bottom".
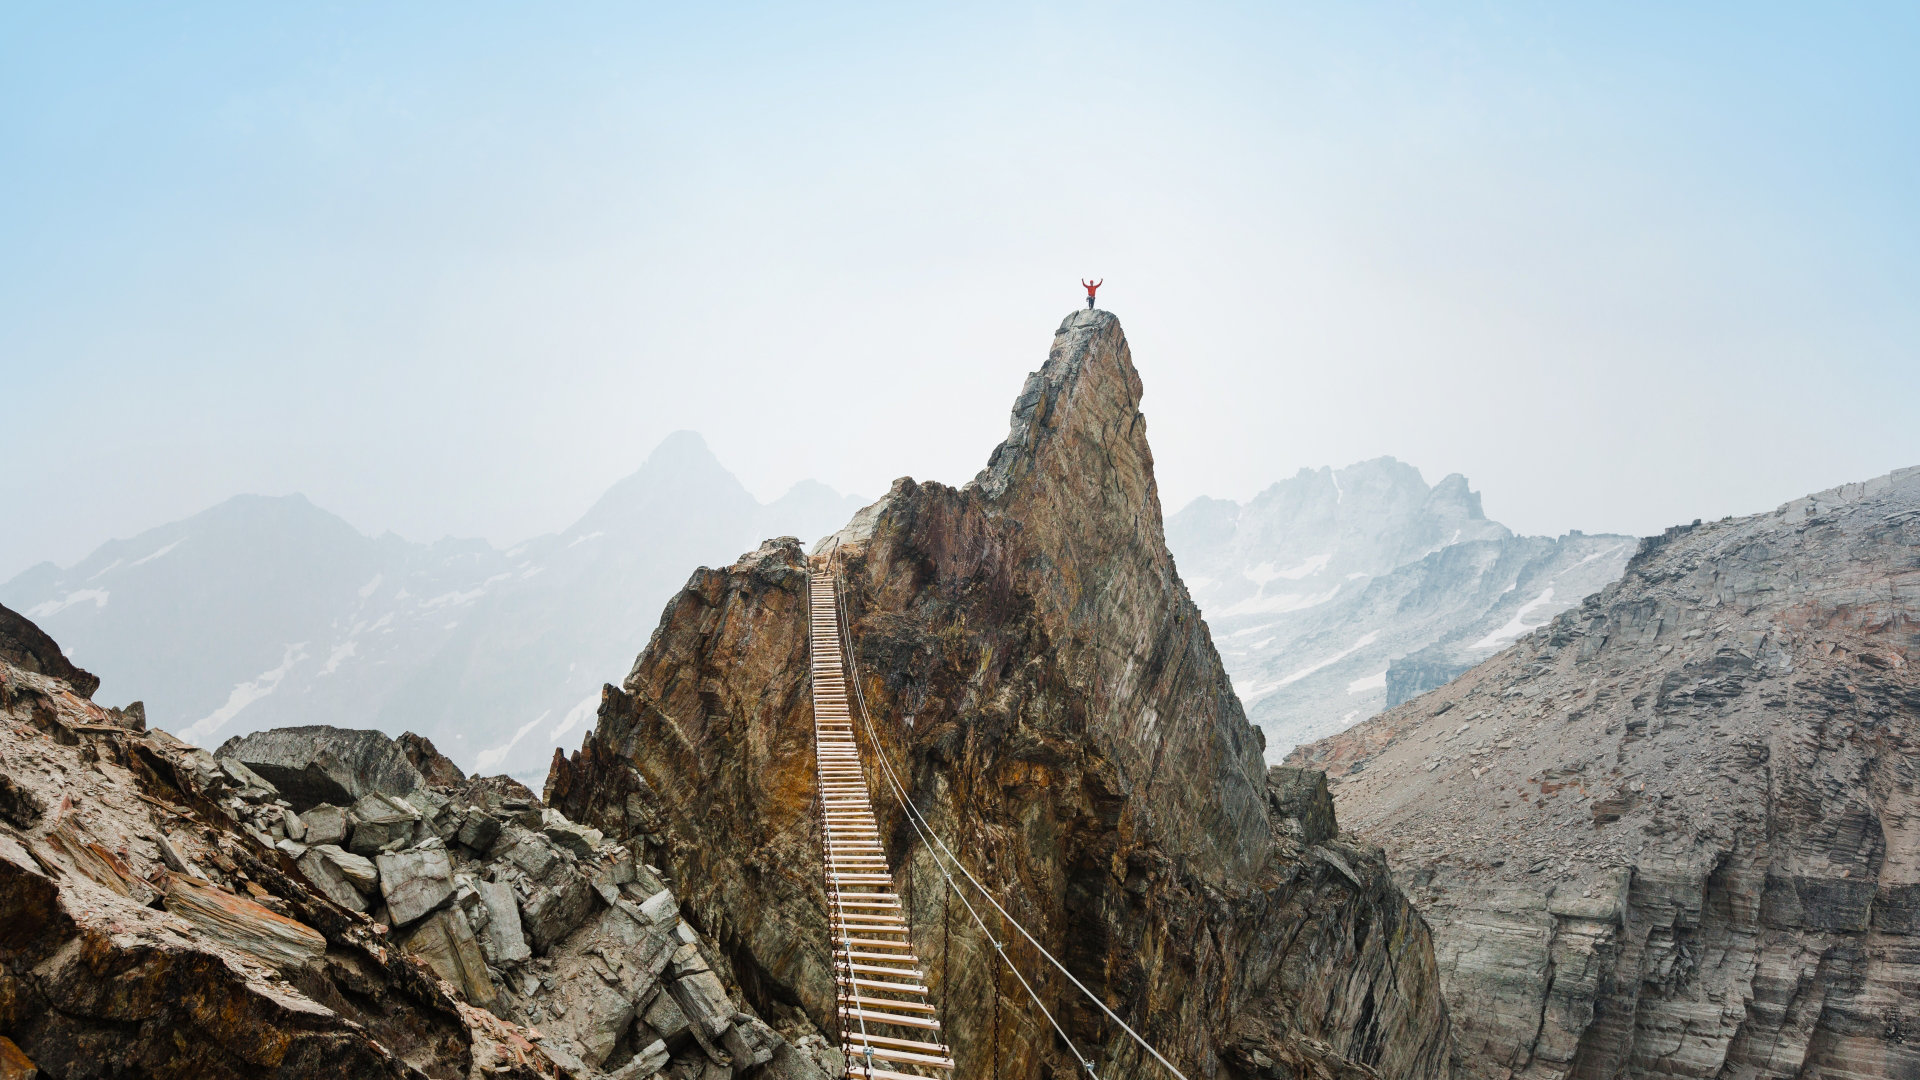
[{"left": 1082, "top": 278, "right": 1102, "bottom": 309}]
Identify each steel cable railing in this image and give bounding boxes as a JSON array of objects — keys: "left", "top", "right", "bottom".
[{"left": 826, "top": 546, "right": 1194, "bottom": 1080}]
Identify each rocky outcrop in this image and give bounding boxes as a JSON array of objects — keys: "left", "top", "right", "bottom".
[
  {"left": 0, "top": 602, "right": 98, "bottom": 698},
  {"left": 549, "top": 310, "right": 1454, "bottom": 1080},
  {"left": 1291, "top": 467, "right": 1920, "bottom": 1080},
  {"left": 0, "top": 609, "right": 844, "bottom": 1080},
  {"left": 218, "top": 724, "right": 432, "bottom": 810}
]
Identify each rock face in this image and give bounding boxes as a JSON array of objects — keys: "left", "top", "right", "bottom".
[
  {"left": 549, "top": 310, "right": 1453, "bottom": 1080},
  {"left": 1165, "top": 461, "right": 1634, "bottom": 760},
  {"left": 0, "top": 603, "right": 846, "bottom": 1080},
  {"left": 1290, "top": 467, "right": 1920, "bottom": 1080}
]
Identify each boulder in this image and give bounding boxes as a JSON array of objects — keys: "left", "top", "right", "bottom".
[
  {"left": 498, "top": 827, "right": 562, "bottom": 881},
  {"left": 473, "top": 877, "right": 531, "bottom": 963},
  {"left": 375, "top": 846, "right": 453, "bottom": 927},
  {"left": 348, "top": 793, "right": 419, "bottom": 854},
  {"left": 608, "top": 1039, "right": 670, "bottom": 1080},
  {"left": 668, "top": 958, "right": 734, "bottom": 1038},
  {"left": 280, "top": 806, "right": 306, "bottom": 841},
  {"left": 721, "top": 1013, "right": 779, "bottom": 1070},
  {"left": 539, "top": 808, "right": 603, "bottom": 856},
  {"left": 297, "top": 845, "right": 372, "bottom": 912},
  {"left": 521, "top": 873, "right": 600, "bottom": 954},
  {"left": 638, "top": 888, "right": 679, "bottom": 926},
  {"left": 302, "top": 803, "right": 348, "bottom": 846},
  {"left": 217, "top": 756, "right": 279, "bottom": 798},
  {"left": 215, "top": 725, "right": 426, "bottom": 811},
  {"left": 454, "top": 807, "right": 501, "bottom": 852},
  {"left": 398, "top": 906, "right": 495, "bottom": 1008},
  {"left": 644, "top": 991, "right": 691, "bottom": 1044}
]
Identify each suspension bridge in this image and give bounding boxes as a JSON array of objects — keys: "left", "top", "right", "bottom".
[{"left": 808, "top": 553, "right": 1193, "bottom": 1080}]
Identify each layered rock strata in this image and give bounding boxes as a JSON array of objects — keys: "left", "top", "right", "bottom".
[
  {"left": 549, "top": 310, "right": 1454, "bottom": 1080},
  {"left": 0, "top": 602, "right": 840, "bottom": 1080},
  {"left": 1291, "top": 467, "right": 1920, "bottom": 1080}
]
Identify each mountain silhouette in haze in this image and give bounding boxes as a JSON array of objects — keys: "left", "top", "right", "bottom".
[{"left": 1, "top": 431, "right": 866, "bottom": 780}]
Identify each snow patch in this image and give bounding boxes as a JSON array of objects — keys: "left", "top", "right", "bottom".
[
  {"left": 1245, "top": 554, "right": 1332, "bottom": 584},
  {"left": 183, "top": 643, "right": 308, "bottom": 742},
  {"left": 1471, "top": 588, "right": 1557, "bottom": 650},
  {"left": 318, "top": 640, "right": 358, "bottom": 676},
  {"left": 475, "top": 711, "right": 551, "bottom": 773},
  {"left": 1346, "top": 670, "right": 1387, "bottom": 695},
  {"left": 547, "top": 691, "right": 601, "bottom": 743},
  {"left": 1571, "top": 542, "right": 1629, "bottom": 569},
  {"left": 87, "top": 559, "right": 123, "bottom": 581},
  {"left": 130, "top": 539, "right": 184, "bottom": 566},
  {"left": 423, "top": 587, "right": 487, "bottom": 610},
  {"left": 566, "top": 531, "right": 606, "bottom": 548},
  {"left": 1252, "top": 630, "right": 1382, "bottom": 699},
  {"left": 1218, "top": 586, "right": 1342, "bottom": 618},
  {"left": 27, "top": 589, "right": 110, "bottom": 620},
  {"left": 357, "top": 573, "right": 383, "bottom": 599}
]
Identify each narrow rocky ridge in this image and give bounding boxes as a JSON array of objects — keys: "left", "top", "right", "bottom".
[
  {"left": 1291, "top": 467, "right": 1920, "bottom": 1080},
  {"left": 549, "top": 310, "right": 1454, "bottom": 1080}
]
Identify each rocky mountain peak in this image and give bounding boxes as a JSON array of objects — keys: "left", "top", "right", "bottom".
[{"left": 549, "top": 309, "right": 1452, "bottom": 1080}]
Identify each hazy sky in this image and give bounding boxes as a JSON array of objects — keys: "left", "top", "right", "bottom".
[{"left": 5, "top": 3, "right": 1916, "bottom": 581}]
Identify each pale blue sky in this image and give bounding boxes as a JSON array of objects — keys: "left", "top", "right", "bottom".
[{"left": 4, "top": 3, "right": 1916, "bottom": 579}]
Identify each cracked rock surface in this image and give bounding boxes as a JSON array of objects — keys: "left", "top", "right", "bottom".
[
  {"left": 0, "top": 603, "right": 842, "bottom": 1080},
  {"left": 1292, "top": 467, "right": 1920, "bottom": 1080}
]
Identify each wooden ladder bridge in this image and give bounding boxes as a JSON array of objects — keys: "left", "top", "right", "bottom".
[{"left": 810, "top": 564, "right": 954, "bottom": 1080}]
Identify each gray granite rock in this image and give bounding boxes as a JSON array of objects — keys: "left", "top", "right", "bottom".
[
  {"left": 301, "top": 803, "right": 347, "bottom": 846},
  {"left": 348, "top": 792, "right": 418, "bottom": 855},
  {"left": 474, "top": 877, "right": 530, "bottom": 964},
  {"left": 643, "top": 985, "right": 690, "bottom": 1043},
  {"left": 520, "top": 872, "right": 599, "bottom": 953},
  {"left": 539, "top": 808, "right": 602, "bottom": 856},
  {"left": 608, "top": 1038, "right": 670, "bottom": 1080},
  {"left": 398, "top": 905, "right": 495, "bottom": 1008},
  {"left": 296, "top": 844, "right": 373, "bottom": 911},
  {"left": 454, "top": 807, "right": 501, "bottom": 852},
  {"left": 215, "top": 725, "right": 426, "bottom": 810},
  {"left": 720, "top": 1013, "right": 778, "bottom": 1069},
  {"left": 375, "top": 845, "right": 453, "bottom": 927}
]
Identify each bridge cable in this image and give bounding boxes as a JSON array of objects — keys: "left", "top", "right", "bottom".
[
  {"left": 829, "top": 553, "right": 1194, "bottom": 1080},
  {"left": 827, "top": 555, "right": 1096, "bottom": 1078}
]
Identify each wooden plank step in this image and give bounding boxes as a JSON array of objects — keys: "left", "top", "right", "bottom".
[
  {"left": 847, "top": 1063, "right": 951, "bottom": 1080},
  {"left": 837, "top": 960, "right": 924, "bottom": 976},
  {"left": 848, "top": 976, "right": 930, "bottom": 995},
  {"left": 840, "top": 1033, "right": 951, "bottom": 1055},
  {"left": 845, "top": 1044, "right": 956, "bottom": 1069},
  {"left": 842, "top": 995, "right": 937, "bottom": 1014},
  {"left": 838, "top": 1007, "right": 942, "bottom": 1031}
]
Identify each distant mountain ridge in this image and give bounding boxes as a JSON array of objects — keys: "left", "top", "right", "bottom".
[
  {"left": 1166, "top": 457, "right": 1634, "bottom": 759},
  {"left": 0, "top": 431, "right": 866, "bottom": 781}
]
